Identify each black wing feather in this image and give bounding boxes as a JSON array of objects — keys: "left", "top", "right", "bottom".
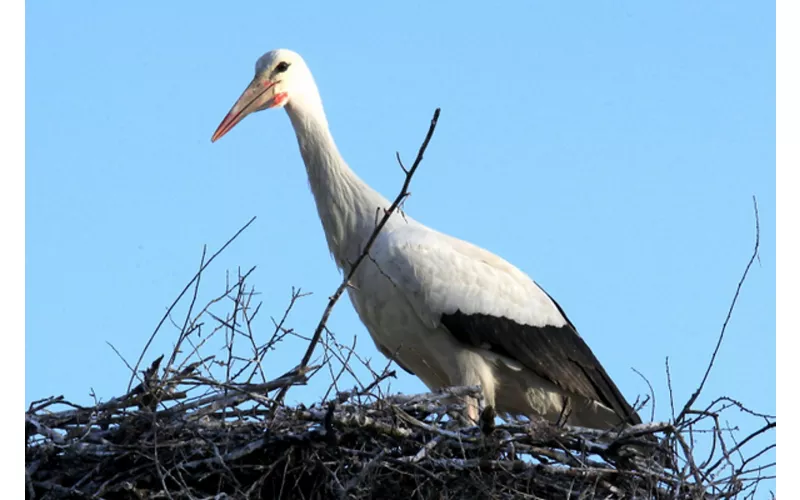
[{"left": 440, "top": 299, "right": 641, "bottom": 426}]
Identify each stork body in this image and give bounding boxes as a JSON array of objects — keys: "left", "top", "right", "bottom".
[{"left": 212, "top": 49, "right": 642, "bottom": 429}]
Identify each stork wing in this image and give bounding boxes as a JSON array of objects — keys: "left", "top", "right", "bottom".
[{"left": 372, "top": 225, "right": 641, "bottom": 425}]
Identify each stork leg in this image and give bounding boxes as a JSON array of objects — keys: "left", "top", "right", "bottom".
[
  {"left": 479, "top": 405, "right": 497, "bottom": 435},
  {"left": 445, "top": 346, "right": 498, "bottom": 425}
]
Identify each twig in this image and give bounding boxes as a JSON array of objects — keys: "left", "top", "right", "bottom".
[
  {"left": 631, "top": 367, "right": 656, "bottom": 423},
  {"left": 705, "top": 421, "right": 776, "bottom": 479},
  {"left": 167, "top": 244, "right": 207, "bottom": 375},
  {"left": 271, "top": 108, "right": 442, "bottom": 410},
  {"left": 676, "top": 197, "right": 760, "bottom": 423},
  {"left": 128, "top": 216, "right": 257, "bottom": 393}
]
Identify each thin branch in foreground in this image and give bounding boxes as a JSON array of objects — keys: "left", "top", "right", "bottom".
[
  {"left": 169, "top": 244, "right": 208, "bottom": 374},
  {"left": 666, "top": 356, "right": 676, "bottom": 422},
  {"left": 271, "top": 108, "right": 442, "bottom": 411},
  {"left": 675, "top": 196, "right": 760, "bottom": 424},
  {"left": 127, "top": 216, "right": 257, "bottom": 393},
  {"left": 631, "top": 367, "right": 656, "bottom": 423}
]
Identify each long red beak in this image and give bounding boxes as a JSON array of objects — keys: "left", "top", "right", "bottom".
[{"left": 211, "top": 79, "right": 277, "bottom": 142}]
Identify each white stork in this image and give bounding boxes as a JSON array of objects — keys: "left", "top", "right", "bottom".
[{"left": 211, "top": 49, "right": 642, "bottom": 429}]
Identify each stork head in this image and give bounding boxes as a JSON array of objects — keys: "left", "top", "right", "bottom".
[{"left": 211, "top": 49, "right": 315, "bottom": 142}]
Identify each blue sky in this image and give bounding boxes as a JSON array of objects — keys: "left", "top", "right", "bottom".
[{"left": 26, "top": 0, "right": 774, "bottom": 485}]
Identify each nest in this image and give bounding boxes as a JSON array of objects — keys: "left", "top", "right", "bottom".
[{"left": 26, "top": 353, "right": 755, "bottom": 499}]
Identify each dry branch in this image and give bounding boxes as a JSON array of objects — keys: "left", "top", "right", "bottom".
[{"left": 271, "top": 108, "right": 442, "bottom": 412}]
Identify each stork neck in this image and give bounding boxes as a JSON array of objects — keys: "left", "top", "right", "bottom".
[{"left": 285, "top": 97, "right": 391, "bottom": 271}]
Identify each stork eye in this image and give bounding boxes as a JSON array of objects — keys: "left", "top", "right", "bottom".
[{"left": 275, "top": 61, "right": 291, "bottom": 73}]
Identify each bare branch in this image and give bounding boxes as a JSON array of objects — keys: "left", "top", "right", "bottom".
[
  {"left": 675, "top": 197, "right": 760, "bottom": 424},
  {"left": 271, "top": 108, "right": 442, "bottom": 410},
  {"left": 128, "top": 216, "right": 257, "bottom": 393}
]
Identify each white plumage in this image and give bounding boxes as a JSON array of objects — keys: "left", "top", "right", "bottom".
[{"left": 211, "top": 49, "right": 642, "bottom": 429}]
